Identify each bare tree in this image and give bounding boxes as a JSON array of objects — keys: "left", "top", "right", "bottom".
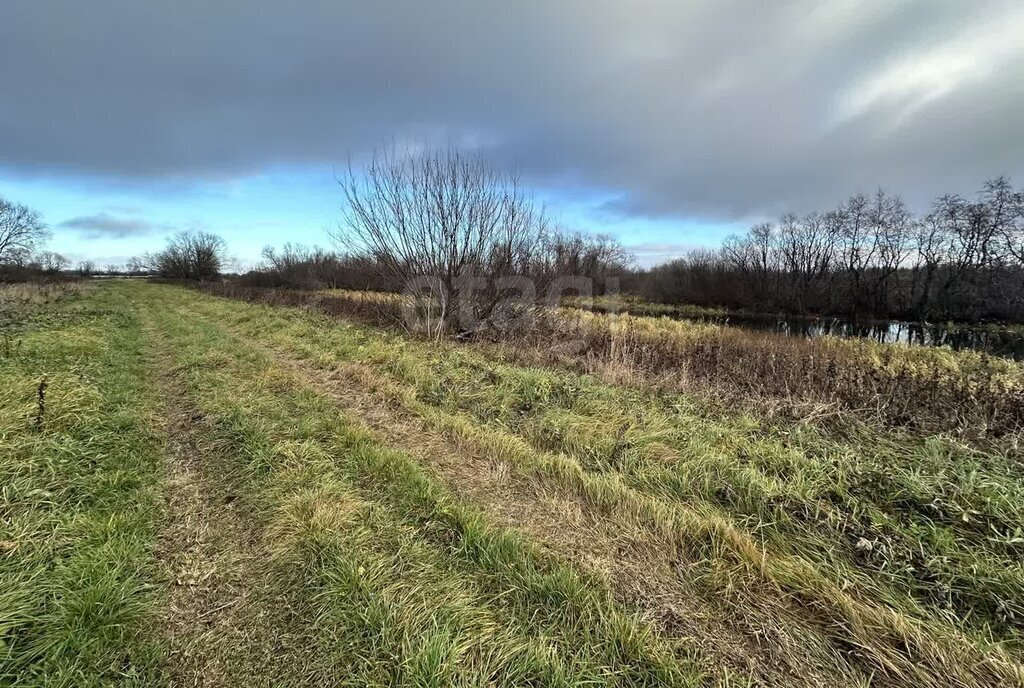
[
  {"left": 152, "top": 231, "right": 227, "bottom": 280},
  {"left": 777, "top": 212, "right": 836, "bottom": 311},
  {"left": 77, "top": 260, "right": 96, "bottom": 277},
  {"left": 36, "top": 251, "right": 69, "bottom": 274},
  {"left": 869, "top": 190, "right": 914, "bottom": 316},
  {"left": 837, "top": 193, "right": 876, "bottom": 315},
  {"left": 982, "top": 176, "right": 1024, "bottom": 265},
  {"left": 126, "top": 256, "right": 147, "bottom": 275},
  {"left": 0, "top": 197, "right": 49, "bottom": 264},
  {"left": 332, "top": 146, "right": 550, "bottom": 337},
  {"left": 722, "top": 222, "right": 777, "bottom": 308},
  {"left": 911, "top": 209, "right": 951, "bottom": 317},
  {"left": 540, "top": 230, "right": 632, "bottom": 291}
]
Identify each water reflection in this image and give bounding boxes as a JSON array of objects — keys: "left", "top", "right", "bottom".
[{"left": 695, "top": 313, "right": 1024, "bottom": 360}]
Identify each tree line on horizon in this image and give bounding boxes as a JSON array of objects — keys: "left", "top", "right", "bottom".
[
  {"left": 235, "top": 172, "right": 1024, "bottom": 324},
  {"left": 3, "top": 154, "right": 1022, "bottom": 325},
  {"left": 633, "top": 178, "right": 1024, "bottom": 322}
]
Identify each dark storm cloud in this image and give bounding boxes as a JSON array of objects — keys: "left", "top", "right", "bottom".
[
  {"left": 2, "top": 0, "right": 1023, "bottom": 220},
  {"left": 58, "top": 213, "right": 171, "bottom": 239}
]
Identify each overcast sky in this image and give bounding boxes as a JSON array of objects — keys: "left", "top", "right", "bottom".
[{"left": 2, "top": 1, "right": 1023, "bottom": 267}]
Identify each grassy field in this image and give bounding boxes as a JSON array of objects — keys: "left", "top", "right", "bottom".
[
  {"left": 207, "top": 283, "right": 1024, "bottom": 440},
  {"left": 2, "top": 281, "right": 1024, "bottom": 687}
]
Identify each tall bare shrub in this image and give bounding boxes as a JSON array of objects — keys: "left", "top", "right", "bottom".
[
  {"left": 149, "top": 231, "right": 227, "bottom": 280},
  {"left": 332, "top": 146, "right": 550, "bottom": 338}
]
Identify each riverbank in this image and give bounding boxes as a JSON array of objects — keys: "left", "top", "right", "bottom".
[{"left": 565, "top": 295, "right": 1024, "bottom": 359}]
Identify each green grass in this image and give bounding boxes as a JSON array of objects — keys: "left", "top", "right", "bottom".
[
  {"left": 137, "top": 284, "right": 706, "bottom": 686},
  {"left": 5, "top": 280, "right": 1023, "bottom": 687},
  {"left": 0, "top": 287, "right": 164, "bottom": 686},
  {"left": 170, "top": 282, "right": 1024, "bottom": 686}
]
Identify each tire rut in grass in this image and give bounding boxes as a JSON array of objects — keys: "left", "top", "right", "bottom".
[
  {"left": 147, "top": 326, "right": 318, "bottom": 686},
  {"left": 156, "top": 403, "right": 253, "bottom": 685}
]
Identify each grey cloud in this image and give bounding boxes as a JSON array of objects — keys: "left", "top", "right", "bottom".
[
  {"left": 2, "top": 1, "right": 1023, "bottom": 221},
  {"left": 58, "top": 213, "right": 171, "bottom": 238}
]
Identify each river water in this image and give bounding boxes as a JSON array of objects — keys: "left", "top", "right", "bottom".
[{"left": 692, "top": 312, "right": 1024, "bottom": 360}]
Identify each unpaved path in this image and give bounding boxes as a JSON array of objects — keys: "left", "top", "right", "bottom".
[{"left": 144, "top": 319, "right": 317, "bottom": 687}]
